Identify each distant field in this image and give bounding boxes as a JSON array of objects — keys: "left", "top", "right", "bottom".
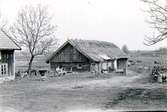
[{"left": 128, "top": 50, "right": 167, "bottom": 73}]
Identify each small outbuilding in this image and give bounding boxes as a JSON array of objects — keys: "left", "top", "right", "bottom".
[
  {"left": 0, "top": 29, "right": 21, "bottom": 81},
  {"left": 46, "top": 39, "right": 128, "bottom": 74}
]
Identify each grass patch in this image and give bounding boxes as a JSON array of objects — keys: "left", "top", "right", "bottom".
[{"left": 104, "top": 88, "right": 167, "bottom": 109}]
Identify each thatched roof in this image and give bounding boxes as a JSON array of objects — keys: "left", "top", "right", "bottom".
[
  {"left": 46, "top": 39, "right": 128, "bottom": 63},
  {"left": 0, "top": 29, "right": 21, "bottom": 50}
]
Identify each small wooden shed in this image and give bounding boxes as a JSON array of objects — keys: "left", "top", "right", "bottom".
[
  {"left": 46, "top": 39, "right": 128, "bottom": 74},
  {"left": 0, "top": 30, "right": 21, "bottom": 80}
]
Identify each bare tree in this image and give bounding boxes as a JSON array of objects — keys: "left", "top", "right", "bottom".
[
  {"left": 142, "top": 0, "right": 167, "bottom": 45},
  {"left": 10, "top": 5, "right": 58, "bottom": 75}
]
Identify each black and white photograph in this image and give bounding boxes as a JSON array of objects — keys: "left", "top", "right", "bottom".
[{"left": 0, "top": 0, "right": 167, "bottom": 112}]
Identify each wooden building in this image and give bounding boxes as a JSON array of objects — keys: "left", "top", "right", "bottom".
[
  {"left": 46, "top": 39, "right": 128, "bottom": 74},
  {"left": 0, "top": 30, "right": 21, "bottom": 81},
  {"left": 15, "top": 54, "right": 50, "bottom": 77}
]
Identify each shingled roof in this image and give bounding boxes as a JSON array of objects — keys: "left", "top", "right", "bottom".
[
  {"left": 0, "top": 29, "right": 21, "bottom": 50},
  {"left": 46, "top": 39, "right": 127, "bottom": 63}
]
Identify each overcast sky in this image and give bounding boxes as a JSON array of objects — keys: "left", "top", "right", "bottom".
[{"left": 0, "top": 0, "right": 167, "bottom": 50}]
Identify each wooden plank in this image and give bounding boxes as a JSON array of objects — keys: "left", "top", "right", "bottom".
[{"left": 52, "top": 43, "right": 90, "bottom": 63}]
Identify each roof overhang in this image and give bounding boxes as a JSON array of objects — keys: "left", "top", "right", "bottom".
[
  {"left": 0, "top": 29, "right": 21, "bottom": 50},
  {"left": 0, "top": 48, "right": 21, "bottom": 50}
]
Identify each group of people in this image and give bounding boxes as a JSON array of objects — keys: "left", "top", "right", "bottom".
[{"left": 151, "top": 66, "right": 167, "bottom": 83}]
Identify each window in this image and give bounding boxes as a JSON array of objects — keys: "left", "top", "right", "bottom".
[
  {"left": 0, "top": 64, "right": 8, "bottom": 76},
  {"left": 1, "top": 53, "right": 8, "bottom": 63}
]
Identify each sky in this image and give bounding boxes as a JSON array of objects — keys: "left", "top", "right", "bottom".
[{"left": 0, "top": 0, "right": 167, "bottom": 50}]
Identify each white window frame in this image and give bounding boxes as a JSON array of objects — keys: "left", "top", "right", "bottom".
[{"left": 0, "top": 63, "right": 8, "bottom": 76}]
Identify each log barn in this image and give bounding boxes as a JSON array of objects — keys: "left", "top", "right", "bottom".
[
  {"left": 0, "top": 30, "right": 21, "bottom": 81},
  {"left": 46, "top": 39, "right": 128, "bottom": 74}
]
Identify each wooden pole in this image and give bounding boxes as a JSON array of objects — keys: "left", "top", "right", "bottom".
[{"left": 114, "top": 59, "right": 117, "bottom": 71}]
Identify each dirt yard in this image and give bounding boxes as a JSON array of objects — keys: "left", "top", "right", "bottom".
[{"left": 0, "top": 71, "right": 167, "bottom": 112}]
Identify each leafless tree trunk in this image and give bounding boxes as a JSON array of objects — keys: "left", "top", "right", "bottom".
[
  {"left": 10, "top": 5, "right": 58, "bottom": 75},
  {"left": 142, "top": 0, "right": 167, "bottom": 45},
  {"left": 28, "top": 55, "right": 34, "bottom": 76}
]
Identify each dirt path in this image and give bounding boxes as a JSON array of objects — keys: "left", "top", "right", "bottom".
[
  {"left": 43, "top": 70, "right": 142, "bottom": 90},
  {"left": 0, "top": 71, "right": 149, "bottom": 112},
  {"left": 36, "top": 71, "right": 144, "bottom": 111}
]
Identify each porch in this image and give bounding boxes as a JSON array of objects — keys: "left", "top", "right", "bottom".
[
  {"left": 0, "top": 50, "right": 15, "bottom": 81},
  {"left": 90, "top": 58, "right": 128, "bottom": 74}
]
